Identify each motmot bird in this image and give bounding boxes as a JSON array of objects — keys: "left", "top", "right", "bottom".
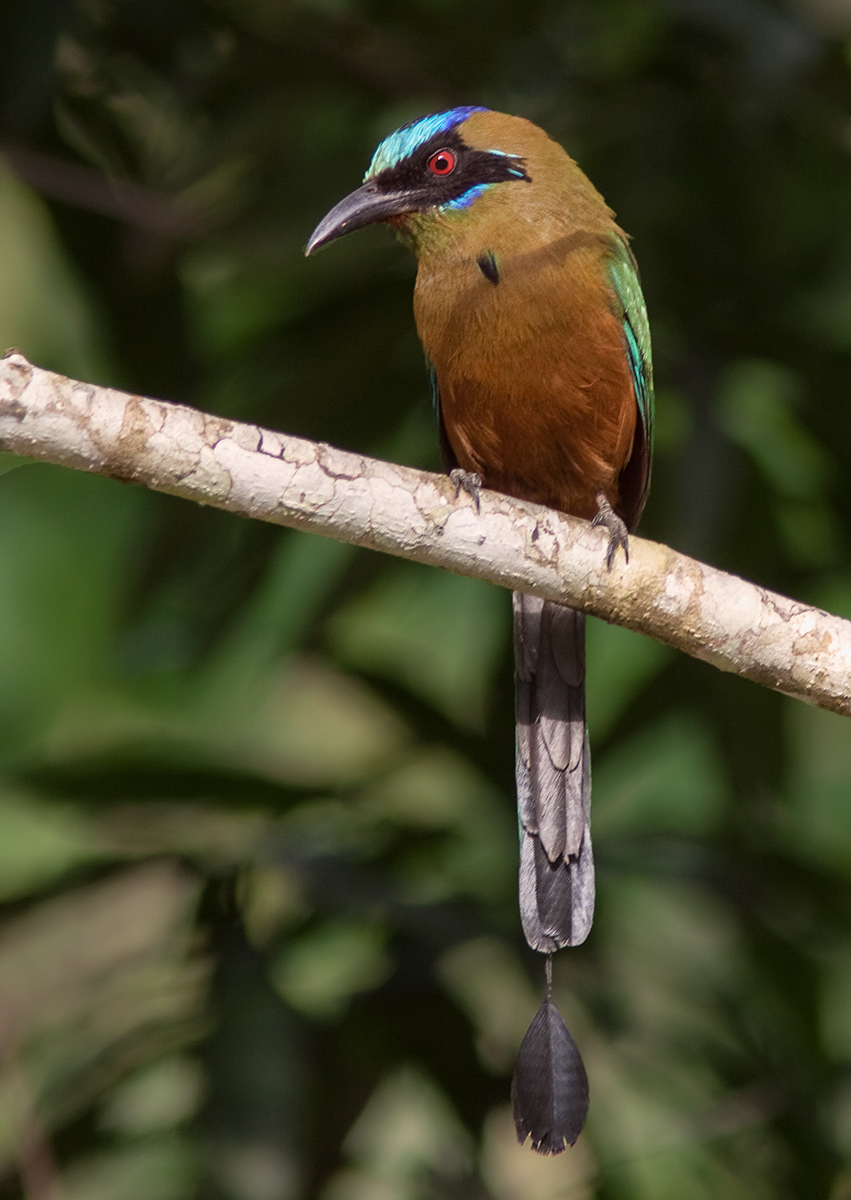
[{"left": 307, "top": 107, "right": 653, "bottom": 1153}]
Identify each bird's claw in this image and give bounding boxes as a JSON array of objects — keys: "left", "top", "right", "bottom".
[
  {"left": 591, "top": 492, "right": 629, "bottom": 568},
  {"left": 450, "top": 468, "right": 483, "bottom": 512}
]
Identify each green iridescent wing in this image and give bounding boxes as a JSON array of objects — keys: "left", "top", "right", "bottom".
[{"left": 608, "top": 236, "right": 654, "bottom": 528}]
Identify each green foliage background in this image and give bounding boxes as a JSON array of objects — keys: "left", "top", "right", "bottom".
[{"left": 0, "top": 0, "right": 851, "bottom": 1197}]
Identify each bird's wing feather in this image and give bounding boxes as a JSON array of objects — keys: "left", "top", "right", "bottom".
[
  {"left": 607, "top": 238, "right": 653, "bottom": 439},
  {"left": 428, "top": 357, "right": 463, "bottom": 475},
  {"left": 607, "top": 236, "right": 654, "bottom": 527}
]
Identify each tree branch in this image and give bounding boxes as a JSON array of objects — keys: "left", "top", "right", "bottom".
[{"left": 1, "top": 351, "right": 848, "bottom": 717}]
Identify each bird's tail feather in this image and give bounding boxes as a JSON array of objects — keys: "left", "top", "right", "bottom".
[
  {"left": 514, "top": 592, "right": 594, "bottom": 952},
  {"left": 512, "top": 955, "right": 590, "bottom": 1153}
]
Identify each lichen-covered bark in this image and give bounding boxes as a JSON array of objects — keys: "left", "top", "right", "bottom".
[{"left": 1, "top": 351, "right": 849, "bottom": 717}]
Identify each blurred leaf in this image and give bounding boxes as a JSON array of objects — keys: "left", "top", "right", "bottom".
[
  {"left": 270, "top": 918, "right": 392, "bottom": 1018},
  {"left": 242, "top": 864, "right": 308, "bottom": 948},
  {"left": 237, "top": 655, "right": 410, "bottom": 786},
  {"left": 586, "top": 878, "right": 781, "bottom": 1200},
  {"left": 324, "top": 1066, "right": 475, "bottom": 1200},
  {"left": 328, "top": 558, "right": 508, "bottom": 729},
  {"left": 0, "top": 465, "right": 137, "bottom": 751},
  {"left": 100, "top": 1055, "right": 205, "bottom": 1136},
  {"left": 437, "top": 937, "right": 538, "bottom": 1072},
  {"left": 0, "top": 862, "right": 207, "bottom": 1171},
  {"left": 0, "top": 790, "right": 101, "bottom": 900},
  {"left": 0, "top": 159, "right": 107, "bottom": 380},
  {"left": 718, "top": 359, "right": 841, "bottom": 566},
  {"left": 61, "top": 1138, "right": 196, "bottom": 1200},
  {"left": 0, "top": 453, "right": 37, "bottom": 475},
  {"left": 480, "top": 1105, "right": 597, "bottom": 1200},
  {"left": 785, "top": 701, "right": 851, "bottom": 875},
  {"left": 593, "top": 713, "right": 726, "bottom": 839},
  {"left": 586, "top": 618, "right": 672, "bottom": 739},
  {"left": 363, "top": 746, "right": 515, "bottom": 905},
  {"left": 719, "top": 359, "right": 827, "bottom": 500}
]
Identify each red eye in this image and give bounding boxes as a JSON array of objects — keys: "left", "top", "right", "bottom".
[{"left": 428, "top": 149, "right": 456, "bottom": 176}]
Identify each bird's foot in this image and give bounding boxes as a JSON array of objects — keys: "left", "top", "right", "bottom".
[
  {"left": 450, "top": 468, "right": 483, "bottom": 512},
  {"left": 591, "top": 492, "right": 629, "bottom": 568}
]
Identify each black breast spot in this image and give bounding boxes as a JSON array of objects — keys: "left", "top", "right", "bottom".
[{"left": 477, "top": 252, "right": 500, "bottom": 285}]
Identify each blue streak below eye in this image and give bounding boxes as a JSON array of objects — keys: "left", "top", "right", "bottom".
[{"left": 443, "top": 183, "right": 491, "bottom": 210}]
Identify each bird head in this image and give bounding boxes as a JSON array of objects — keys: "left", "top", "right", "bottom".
[{"left": 305, "top": 107, "right": 535, "bottom": 257}]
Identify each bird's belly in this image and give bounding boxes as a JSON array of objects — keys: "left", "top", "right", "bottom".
[
  {"left": 434, "top": 311, "right": 636, "bottom": 520},
  {"left": 415, "top": 240, "right": 638, "bottom": 519}
]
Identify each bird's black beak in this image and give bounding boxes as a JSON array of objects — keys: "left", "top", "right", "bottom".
[{"left": 305, "top": 182, "right": 423, "bottom": 255}]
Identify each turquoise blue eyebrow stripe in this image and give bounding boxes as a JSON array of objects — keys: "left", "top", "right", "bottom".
[{"left": 365, "top": 106, "right": 488, "bottom": 178}]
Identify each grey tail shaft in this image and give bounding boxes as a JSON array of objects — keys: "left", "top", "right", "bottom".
[{"left": 514, "top": 592, "right": 594, "bottom": 952}]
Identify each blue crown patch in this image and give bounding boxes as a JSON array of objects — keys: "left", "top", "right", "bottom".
[{"left": 365, "top": 107, "right": 488, "bottom": 179}]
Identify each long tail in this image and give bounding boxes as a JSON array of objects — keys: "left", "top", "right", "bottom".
[
  {"left": 512, "top": 592, "right": 592, "bottom": 1152},
  {"left": 513, "top": 592, "right": 594, "bottom": 952}
]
